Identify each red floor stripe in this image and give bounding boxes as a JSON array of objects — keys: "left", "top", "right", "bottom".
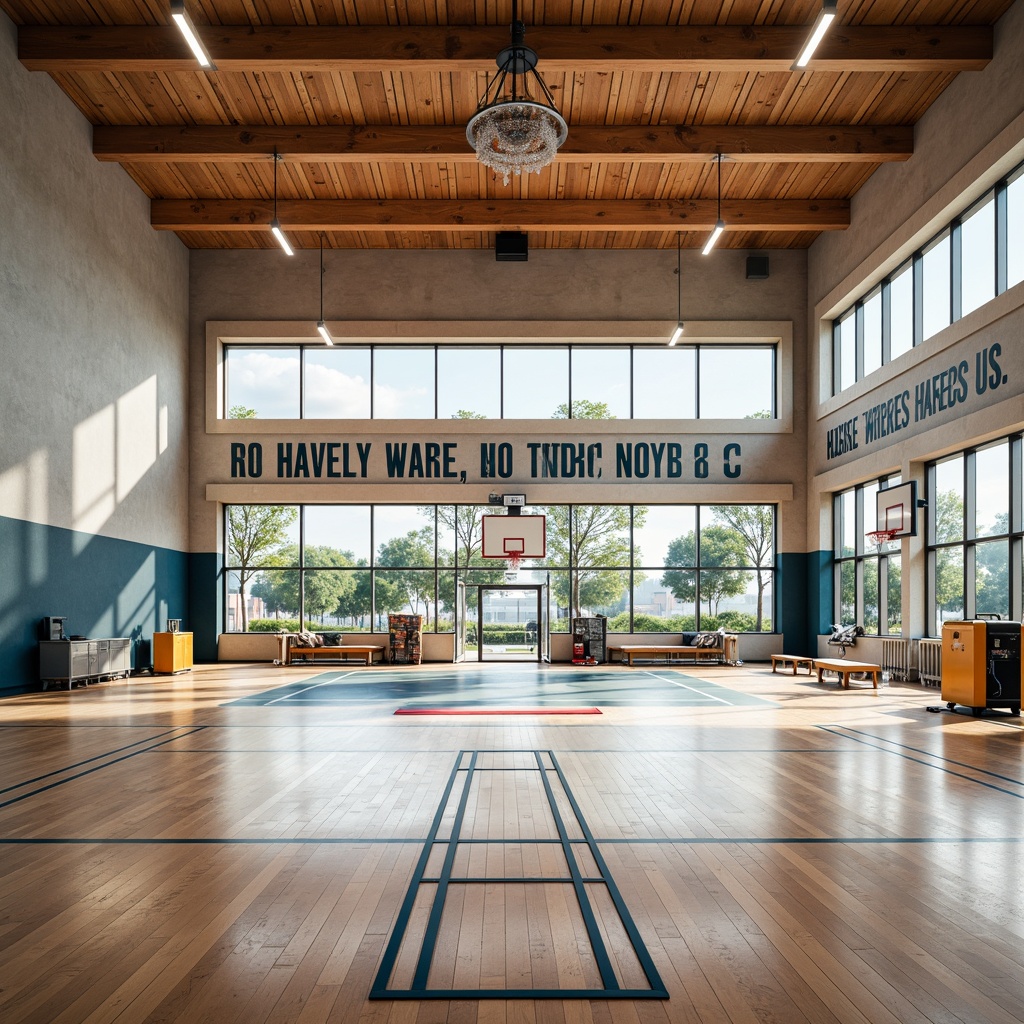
[{"left": 393, "top": 707, "right": 602, "bottom": 716}]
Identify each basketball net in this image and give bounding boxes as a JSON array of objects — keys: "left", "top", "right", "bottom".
[
  {"left": 866, "top": 529, "right": 898, "bottom": 551},
  {"left": 503, "top": 538, "right": 526, "bottom": 574}
]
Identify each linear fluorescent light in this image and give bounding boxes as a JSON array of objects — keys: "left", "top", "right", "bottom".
[
  {"left": 317, "top": 320, "right": 335, "bottom": 346},
  {"left": 702, "top": 219, "right": 725, "bottom": 256},
  {"left": 791, "top": 0, "right": 838, "bottom": 69},
  {"left": 668, "top": 234, "right": 684, "bottom": 345},
  {"left": 270, "top": 216, "right": 294, "bottom": 256},
  {"left": 170, "top": 1, "right": 216, "bottom": 69}
]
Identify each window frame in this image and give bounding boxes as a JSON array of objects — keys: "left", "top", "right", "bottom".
[
  {"left": 833, "top": 475, "right": 903, "bottom": 636},
  {"left": 223, "top": 502, "right": 779, "bottom": 635},
  {"left": 220, "top": 341, "right": 778, "bottom": 422},
  {"left": 829, "top": 154, "right": 1024, "bottom": 395},
  {"left": 926, "top": 436, "right": 1023, "bottom": 634}
]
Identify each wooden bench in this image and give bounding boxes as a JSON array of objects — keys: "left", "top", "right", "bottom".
[
  {"left": 771, "top": 654, "right": 815, "bottom": 675},
  {"left": 813, "top": 658, "right": 881, "bottom": 689},
  {"left": 286, "top": 644, "right": 385, "bottom": 666},
  {"left": 609, "top": 644, "right": 727, "bottom": 667}
]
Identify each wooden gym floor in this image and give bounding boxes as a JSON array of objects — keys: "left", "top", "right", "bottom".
[{"left": 1, "top": 661, "right": 1024, "bottom": 1024}]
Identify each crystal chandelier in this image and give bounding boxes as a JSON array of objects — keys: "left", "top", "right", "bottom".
[{"left": 466, "top": 1, "right": 568, "bottom": 185}]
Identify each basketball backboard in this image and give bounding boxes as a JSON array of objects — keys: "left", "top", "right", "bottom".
[
  {"left": 875, "top": 481, "right": 918, "bottom": 538},
  {"left": 482, "top": 514, "right": 547, "bottom": 560}
]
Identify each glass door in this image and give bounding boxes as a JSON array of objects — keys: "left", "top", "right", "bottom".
[
  {"left": 476, "top": 585, "right": 546, "bottom": 663},
  {"left": 539, "top": 573, "right": 550, "bottom": 662},
  {"left": 454, "top": 579, "right": 467, "bottom": 662}
]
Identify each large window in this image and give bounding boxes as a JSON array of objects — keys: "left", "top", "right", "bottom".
[
  {"left": 224, "top": 343, "right": 776, "bottom": 421},
  {"left": 927, "top": 437, "right": 1023, "bottom": 634},
  {"left": 224, "top": 502, "right": 776, "bottom": 635},
  {"left": 831, "top": 157, "right": 1024, "bottom": 394},
  {"left": 833, "top": 476, "right": 903, "bottom": 635}
]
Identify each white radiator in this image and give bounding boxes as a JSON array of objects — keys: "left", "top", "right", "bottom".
[
  {"left": 881, "top": 638, "right": 911, "bottom": 681},
  {"left": 917, "top": 638, "right": 942, "bottom": 688}
]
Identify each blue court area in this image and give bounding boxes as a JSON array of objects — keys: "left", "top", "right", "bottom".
[{"left": 227, "top": 665, "right": 777, "bottom": 709}]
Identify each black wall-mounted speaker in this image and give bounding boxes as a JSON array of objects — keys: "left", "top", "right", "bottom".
[
  {"left": 746, "top": 255, "right": 770, "bottom": 279},
  {"left": 495, "top": 231, "right": 528, "bottom": 261}
]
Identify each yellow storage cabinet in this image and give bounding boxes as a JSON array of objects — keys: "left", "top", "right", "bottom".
[
  {"left": 153, "top": 631, "right": 193, "bottom": 674},
  {"left": 940, "top": 620, "right": 1021, "bottom": 716}
]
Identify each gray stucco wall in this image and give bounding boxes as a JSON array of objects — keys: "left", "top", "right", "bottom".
[
  {"left": 807, "top": 0, "right": 1024, "bottom": 312},
  {"left": 0, "top": 11, "right": 190, "bottom": 549},
  {"left": 802, "top": 0, "right": 1024, "bottom": 644},
  {"left": 187, "top": 247, "right": 810, "bottom": 546},
  {"left": 188, "top": 246, "right": 811, "bottom": 657},
  {"left": 0, "top": 11, "right": 190, "bottom": 688}
]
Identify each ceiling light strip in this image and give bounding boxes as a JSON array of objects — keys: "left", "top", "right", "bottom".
[
  {"left": 169, "top": 1, "right": 216, "bottom": 69},
  {"left": 792, "top": 0, "right": 838, "bottom": 69},
  {"left": 702, "top": 154, "right": 725, "bottom": 256},
  {"left": 271, "top": 148, "right": 294, "bottom": 255}
]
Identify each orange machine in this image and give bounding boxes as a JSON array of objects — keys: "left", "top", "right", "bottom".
[{"left": 941, "top": 620, "right": 1022, "bottom": 716}]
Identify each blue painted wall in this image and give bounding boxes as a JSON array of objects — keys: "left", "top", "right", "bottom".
[
  {"left": 808, "top": 549, "right": 833, "bottom": 646},
  {"left": 189, "top": 551, "right": 223, "bottom": 663},
  {"left": 0, "top": 515, "right": 189, "bottom": 695},
  {"left": 776, "top": 551, "right": 832, "bottom": 655}
]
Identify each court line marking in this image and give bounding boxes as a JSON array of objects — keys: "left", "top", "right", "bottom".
[
  {"left": 827, "top": 725, "right": 1024, "bottom": 788},
  {"left": 819, "top": 725, "right": 1024, "bottom": 800},
  {"left": 264, "top": 670, "right": 362, "bottom": 704},
  {"left": 643, "top": 670, "right": 737, "bottom": 705},
  {"left": 0, "top": 727, "right": 195, "bottom": 797},
  {"left": 4, "top": 835, "right": 1024, "bottom": 846},
  {"left": 370, "top": 748, "right": 668, "bottom": 1000},
  {"left": 0, "top": 728, "right": 206, "bottom": 810}
]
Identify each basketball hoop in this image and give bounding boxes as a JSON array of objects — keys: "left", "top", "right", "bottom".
[
  {"left": 481, "top": 514, "right": 545, "bottom": 570},
  {"left": 866, "top": 529, "right": 899, "bottom": 550}
]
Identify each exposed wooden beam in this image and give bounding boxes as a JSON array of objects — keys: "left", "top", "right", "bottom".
[
  {"left": 94, "top": 123, "right": 914, "bottom": 164},
  {"left": 20, "top": 24, "right": 991, "bottom": 74},
  {"left": 150, "top": 198, "right": 850, "bottom": 234}
]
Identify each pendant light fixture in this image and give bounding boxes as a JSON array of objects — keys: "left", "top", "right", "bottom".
[
  {"left": 792, "top": 0, "right": 839, "bottom": 69},
  {"left": 702, "top": 155, "right": 725, "bottom": 256},
  {"left": 466, "top": 0, "right": 568, "bottom": 185},
  {"left": 170, "top": 1, "right": 216, "bottom": 70},
  {"left": 270, "top": 148, "right": 293, "bottom": 256},
  {"left": 668, "top": 235, "right": 684, "bottom": 346},
  {"left": 316, "top": 233, "right": 334, "bottom": 346}
]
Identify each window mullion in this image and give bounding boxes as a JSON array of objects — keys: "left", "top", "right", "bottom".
[
  {"left": 951, "top": 220, "right": 963, "bottom": 323},
  {"left": 996, "top": 180, "right": 1009, "bottom": 295},
  {"left": 912, "top": 252, "right": 924, "bottom": 349},
  {"left": 881, "top": 279, "right": 891, "bottom": 366},
  {"left": 854, "top": 301, "right": 865, "bottom": 382},
  {"left": 832, "top": 322, "right": 841, "bottom": 397}
]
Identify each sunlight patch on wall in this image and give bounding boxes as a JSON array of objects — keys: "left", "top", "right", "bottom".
[
  {"left": 0, "top": 450, "right": 50, "bottom": 588},
  {"left": 0, "top": 448, "right": 49, "bottom": 526},
  {"left": 159, "top": 404, "right": 169, "bottom": 454},
  {"left": 73, "top": 405, "right": 115, "bottom": 542},
  {"left": 117, "top": 376, "right": 158, "bottom": 501}
]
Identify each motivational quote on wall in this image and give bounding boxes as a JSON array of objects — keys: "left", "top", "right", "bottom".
[
  {"left": 228, "top": 440, "right": 746, "bottom": 482},
  {"left": 826, "top": 343, "right": 1007, "bottom": 460}
]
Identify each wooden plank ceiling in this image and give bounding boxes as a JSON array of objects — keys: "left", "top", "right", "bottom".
[{"left": 2, "top": 0, "right": 1013, "bottom": 251}]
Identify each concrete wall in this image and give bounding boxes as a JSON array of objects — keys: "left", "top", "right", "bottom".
[
  {"left": 188, "top": 247, "right": 810, "bottom": 657},
  {"left": 0, "top": 12, "right": 191, "bottom": 691},
  {"left": 804, "top": 0, "right": 1024, "bottom": 648},
  {"left": 808, "top": 0, "right": 1024, "bottom": 314}
]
